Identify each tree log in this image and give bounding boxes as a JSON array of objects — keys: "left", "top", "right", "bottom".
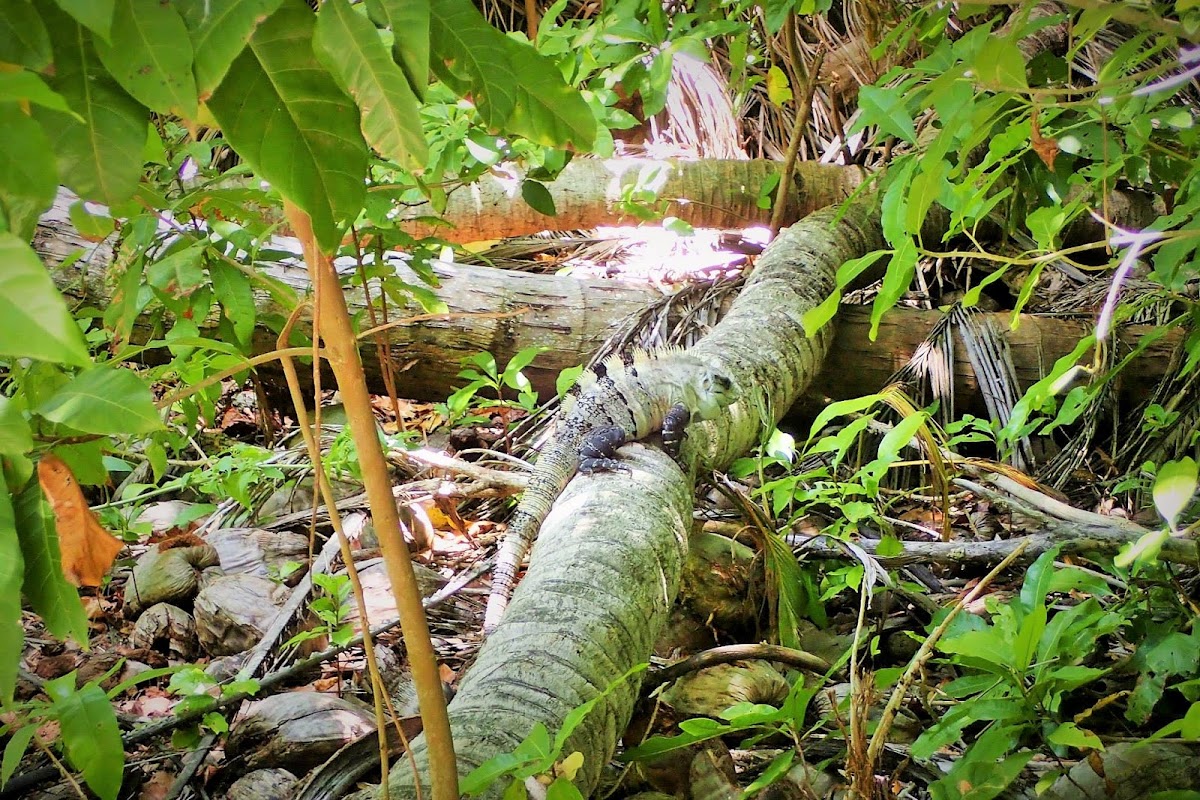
[{"left": 38, "top": 197, "right": 1176, "bottom": 415}]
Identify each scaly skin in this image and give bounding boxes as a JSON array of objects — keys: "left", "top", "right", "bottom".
[{"left": 483, "top": 349, "right": 736, "bottom": 633}]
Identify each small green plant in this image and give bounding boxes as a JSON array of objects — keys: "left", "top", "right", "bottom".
[
  {"left": 439, "top": 346, "right": 547, "bottom": 426},
  {"left": 167, "top": 666, "right": 261, "bottom": 749},
  {"left": 913, "top": 549, "right": 1126, "bottom": 799},
  {"left": 622, "top": 677, "right": 823, "bottom": 797},
  {"left": 462, "top": 665, "right": 647, "bottom": 798},
  {"left": 285, "top": 573, "right": 355, "bottom": 650},
  {"left": 1, "top": 663, "right": 178, "bottom": 800}
]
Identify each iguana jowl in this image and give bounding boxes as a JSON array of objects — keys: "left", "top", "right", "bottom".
[{"left": 483, "top": 347, "right": 737, "bottom": 633}]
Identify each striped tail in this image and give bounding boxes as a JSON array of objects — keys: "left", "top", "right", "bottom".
[{"left": 483, "top": 437, "right": 580, "bottom": 633}]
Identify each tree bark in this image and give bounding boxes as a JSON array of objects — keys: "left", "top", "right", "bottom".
[
  {"left": 40, "top": 202, "right": 1178, "bottom": 414},
  {"left": 392, "top": 158, "right": 861, "bottom": 243}
]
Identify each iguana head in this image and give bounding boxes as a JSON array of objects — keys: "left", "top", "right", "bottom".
[{"left": 689, "top": 366, "right": 737, "bottom": 420}]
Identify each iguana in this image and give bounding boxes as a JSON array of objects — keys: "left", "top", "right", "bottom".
[{"left": 483, "top": 347, "right": 738, "bottom": 633}]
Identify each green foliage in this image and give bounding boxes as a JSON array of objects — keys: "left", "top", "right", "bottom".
[
  {"left": 831, "top": 3, "right": 1200, "bottom": 355},
  {"left": 913, "top": 548, "right": 1200, "bottom": 798},
  {"left": 462, "top": 664, "right": 647, "bottom": 797},
  {"left": 440, "top": 347, "right": 548, "bottom": 425},
  {"left": 287, "top": 572, "right": 355, "bottom": 650},
  {"left": 0, "top": 663, "right": 182, "bottom": 800}
]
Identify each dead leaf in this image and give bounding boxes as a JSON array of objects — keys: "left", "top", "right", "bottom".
[
  {"left": 38, "top": 454, "right": 124, "bottom": 587},
  {"left": 138, "top": 770, "right": 175, "bottom": 800}
]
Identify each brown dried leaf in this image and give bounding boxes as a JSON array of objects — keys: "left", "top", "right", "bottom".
[{"left": 38, "top": 454, "right": 124, "bottom": 587}]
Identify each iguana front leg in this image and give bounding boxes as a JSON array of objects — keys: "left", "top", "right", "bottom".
[
  {"left": 578, "top": 425, "right": 628, "bottom": 473},
  {"left": 660, "top": 403, "right": 690, "bottom": 459}
]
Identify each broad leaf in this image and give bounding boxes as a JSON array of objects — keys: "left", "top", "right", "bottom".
[
  {"left": 368, "top": 0, "right": 429, "bottom": 99},
  {"left": 207, "top": 1, "right": 368, "bottom": 251},
  {"left": 0, "top": 72, "right": 76, "bottom": 114},
  {"left": 208, "top": 260, "right": 255, "bottom": 347},
  {"left": 0, "top": 234, "right": 91, "bottom": 365},
  {"left": 501, "top": 37, "right": 597, "bottom": 148},
  {"left": 52, "top": 0, "right": 114, "bottom": 42},
  {"left": 35, "top": 7, "right": 145, "bottom": 204},
  {"left": 53, "top": 682, "right": 124, "bottom": 800},
  {"left": 0, "top": 1, "right": 51, "bottom": 69},
  {"left": 428, "top": 0, "right": 517, "bottom": 125},
  {"left": 0, "top": 470, "right": 23, "bottom": 704},
  {"left": 974, "top": 37, "right": 1028, "bottom": 91},
  {"left": 314, "top": 0, "right": 427, "bottom": 168},
  {"left": 176, "top": 0, "right": 284, "bottom": 98},
  {"left": 0, "top": 396, "right": 33, "bottom": 456},
  {"left": 95, "top": 0, "right": 197, "bottom": 116},
  {"left": 13, "top": 481, "right": 88, "bottom": 643},
  {"left": 1153, "top": 457, "right": 1198, "bottom": 530},
  {"left": 855, "top": 85, "right": 916, "bottom": 144},
  {"left": 37, "top": 366, "right": 162, "bottom": 435},
  {"left": 1, "top": 723, "right": 35, "bottom": 788},
  {"left": 520, "top": 179, "right": 556, "bottom": 216},
  {"left": 0, "top": 106, "right": 58, "bottom": 241}
]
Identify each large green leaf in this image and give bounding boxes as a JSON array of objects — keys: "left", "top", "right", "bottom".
[
  {"left": 49, "top": 680, "right": 124, "bottom": 800},
  {"left": 368, "top": 0, "right": 429, "bottom": 100},
  {"left": 428, "top": 0, "right": 517, "bottom": 125},
  {"left": 13, "top": 481, "right": 87, "bottom": 644},
  {"left": 0, "top": 0, "right": 51, "bottom": 69},
  {"left": 0, "top": 70, "right": 76, "bottom": 114},
  {"left": 499, "top": 37, "right": 596, "bottom": 148},
  {"left": 94, "top": 0, "right": 197, "bottom": 116},
  {"left": 35, "top": 7, "right": 146, "bottom": 205},
  {"left": 207, "top": 1, "right": 367, "bottom": 252},
  {"left": 0, "top": 107, "right": 58, "bottom": 241},
  {"left": 37, "top": 366, "right": 163, "bottom": 435},
  {"left": 429, "top": 0, "right": 593, "bottom": 149},
  {"left": 0, "top": 471, "right": 24, "bottom": 705},
  {"left": 315, "top": 0, "right": 427, "bottom": 168},
  {"left": 0, "top": 396, "right": 33, "bottom": 456},
  {"left": 52, "top": 0, "right": 114, "bottom": 42},
  {"left": 0, "top": 234, "right": 90, "bottom": 366},
  {"left": 176, "top": 0, "right": 284, "bottom": 98}
]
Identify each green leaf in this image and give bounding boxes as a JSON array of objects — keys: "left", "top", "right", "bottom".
[
  {"left": 207, "top": 1, "right": 368, "bottom": 252},
  {"left": 869, "top": 237, "right": 918, "bottom": 339},
  {"left": 0, "top": 71, "right": 75, "bottom": 114},
  {"left": 94, "top": 0, "right": 197, "bottom": 116},
  {"left": 68, "top": 200, "right": 115, "bottom": 241},
  {"left": 53, "top": 0, "right": 114, "bottom": 42},
  {"left": 35, "top": 7, "right": 145, "bottom": 205},
  {"left": 13, "top": 480, "right": 87, "bottom": 643},
  {"left": 0, "top": 106, "right": 58, "bottom": 241},
  {"left": 496, "top": 37, "right": 597, "bottom": 149},
  {"left": 1153, "top": 457, "right": 1197, "bottom": 530},
  {"left": 176, "top": 0, "right": 284, "bottom": 97},
  {"left": 520, "top": 179, "right": 556, "bottom": 216},
  {"left": 855, "top": 85, "right": 916, "bottom": 144},
  {"left": 766, "top": 65, "right": 793, "bottom": 105},
  {"left": 808, "top": 393, "right": 882, "bottom": 442},
  {"left": 0, "top": 234, "right": 91, "bottom": 365},
  {"left": 0, "top": 0, "right": 52, "bottom": 69},
  {"left": 37, "top": 366, "right": 163, "bottom": 435},
  {"left": 974, "top": 37, "right": 1028, "bottom": 91},
  {"left": 54, "top": 682, "right": 124, "bottom": 800},
  {"left": 1, "top": 722, "right": 35, "bottom": 788},
  {"left": 0, "top": 471, "right": 24, "bottom": 705},
  {"left": 314, "top": 0, "right": 428, "bottom": 168},
  {"left": 906, "top": 159, "right": 948, "bottom": 236},
  {"left": 368, "top": 0, "right": 429, "bottom": 99},
  {"left": 1047, "top": 722, "right": 1103, "bottom": 750},
  {"left": 146, "top": 242, "right": 206, "bottom": 300},
  {"left": 208, "top": 261, "right": 255, "bottom": 347},
  {"left": 428, "top": 0, "right": 516, "bottom": 124},
  {"left": 0, "top": 397, "right": 33, "bottom": 456}
]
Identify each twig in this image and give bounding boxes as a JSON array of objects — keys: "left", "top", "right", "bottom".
[{"left": 643, "top": 644, "right": 833, "bottom": 693}]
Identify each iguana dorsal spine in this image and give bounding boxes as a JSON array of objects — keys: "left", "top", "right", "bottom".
[{"left": 483, "top": 347, "right": 735, "bottom": 633}]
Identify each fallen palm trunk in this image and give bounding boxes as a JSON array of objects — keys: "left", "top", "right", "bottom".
[{"left": 356, "top": 202, "right": 885, "bottom": 798}]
